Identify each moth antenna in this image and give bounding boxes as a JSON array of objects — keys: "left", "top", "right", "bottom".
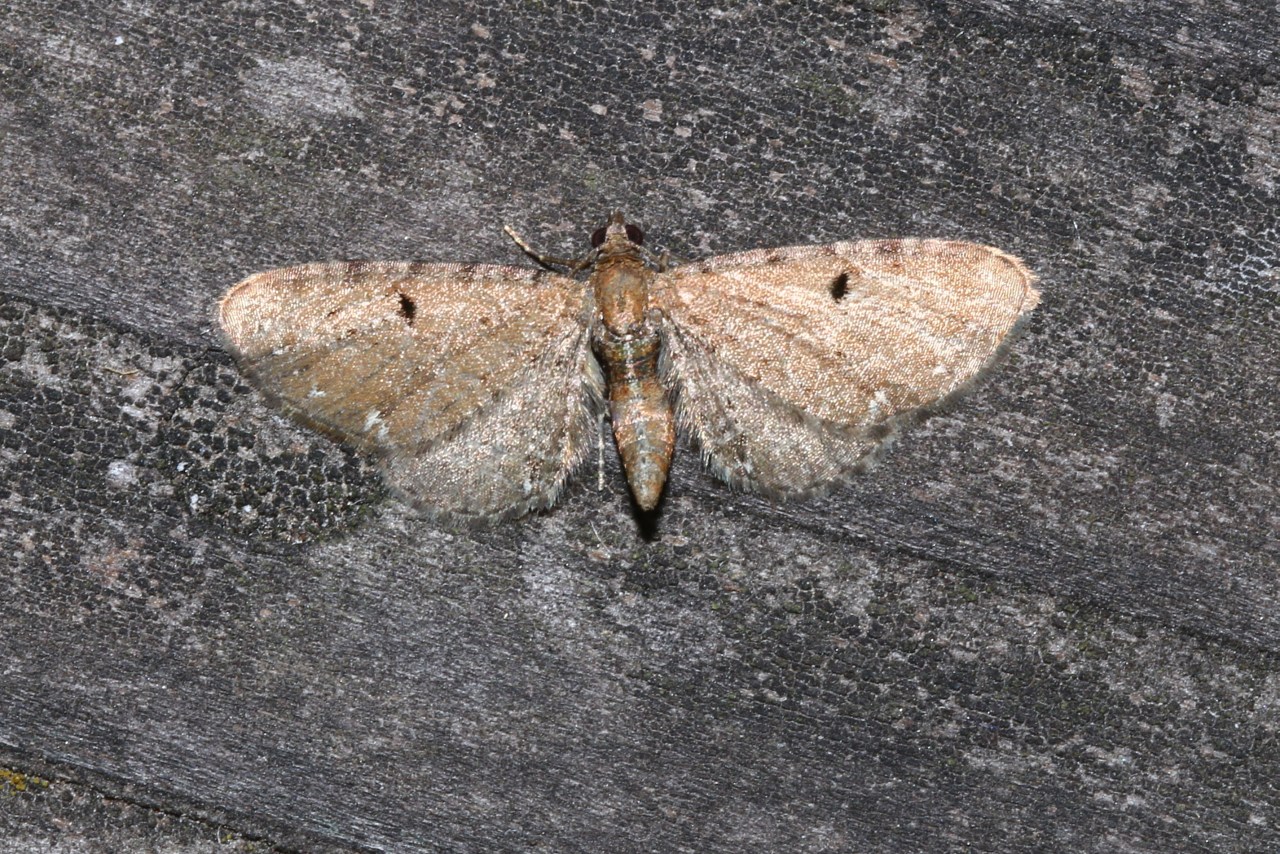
[{"left": 503, "top": 224, "right": 594, "bottom": 272}]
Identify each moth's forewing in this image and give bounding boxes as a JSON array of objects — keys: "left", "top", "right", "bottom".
[
  {"left": 653, "top": 240, "right": 1039, "bottom": 496},
  {"left": 219, "top": 261, "right": 602, "bottom": 521}
]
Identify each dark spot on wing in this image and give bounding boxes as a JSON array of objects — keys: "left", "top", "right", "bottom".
[
  {"left": 397, "top": 293, "right": 416, "bottom": 325},
  {"left": 829, "top": 272, "right": 850, "bottom": 301}
]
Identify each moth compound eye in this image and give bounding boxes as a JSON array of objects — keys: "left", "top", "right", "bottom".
[
  {"left": 591, "top": 226, "right": 608, "bottom": 248},
  {"left": 625, "top": 223, "right": 645, "bottom": 245}
]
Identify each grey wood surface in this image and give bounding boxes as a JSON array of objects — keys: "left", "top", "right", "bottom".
[{"left": 1, "top": 1, "right": 1277, "bottom": 851}]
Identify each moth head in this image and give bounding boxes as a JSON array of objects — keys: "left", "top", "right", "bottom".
[{"left": 591, "top": 212, "right": 645, "bottom": 250}]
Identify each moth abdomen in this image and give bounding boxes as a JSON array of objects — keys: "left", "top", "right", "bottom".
[{"left": 595, "top": 328, "right": 676, "bottom": 511}]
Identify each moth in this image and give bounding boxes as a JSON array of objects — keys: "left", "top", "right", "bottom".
[{"left": 218, "top": 213, "right": 1039, "bottom": 522}]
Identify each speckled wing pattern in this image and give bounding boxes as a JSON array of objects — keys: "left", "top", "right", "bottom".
[
  {"left": 652, "top": 239, "right": 1040, "bottom": 497},
  {"left": 218, "top": 261, "right": 601, "bottom": 521}
]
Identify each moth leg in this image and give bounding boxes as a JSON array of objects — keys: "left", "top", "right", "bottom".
[
  {"left": 503, "top": 224, "right": 594, "bottom": 272},
  {"left": 638, "top": 244, "right": 676, "bottom": 272}
]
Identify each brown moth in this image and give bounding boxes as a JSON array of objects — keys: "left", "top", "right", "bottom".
[{"left": 218, "top": 213, "right": 1039, "bottom": 522}]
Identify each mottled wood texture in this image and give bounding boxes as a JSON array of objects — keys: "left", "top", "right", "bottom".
[{"left": 1, "top": 1, "right": 1277, "bottom": 851}]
